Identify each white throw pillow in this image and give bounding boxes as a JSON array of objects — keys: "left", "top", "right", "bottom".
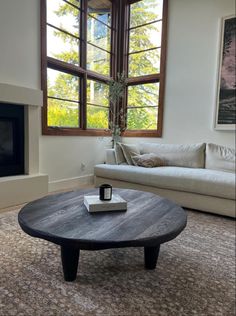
[
  {"left": 132, "top": 153, "right": 165, "bottom": 168},
  {"left": 115, "top": 143, "right": 126, "bottom": 165}
]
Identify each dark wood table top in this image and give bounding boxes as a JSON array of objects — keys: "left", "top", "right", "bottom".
[{"left": 18, "top": 188, "right": 187, "bottom": 250}]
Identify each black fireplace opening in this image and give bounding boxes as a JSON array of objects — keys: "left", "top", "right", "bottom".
[{"left": 0, "top": 103, "right": 24, "bottom": 177}]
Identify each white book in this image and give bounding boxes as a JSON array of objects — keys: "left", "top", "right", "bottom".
[{"left": 84, "top": 195, "right": 127, "bottom": 213}]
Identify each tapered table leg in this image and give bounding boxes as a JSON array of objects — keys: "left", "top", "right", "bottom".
[
  {"left": 144, "top": 245, "right": 160, "bottom": 269},
  {"left": 61, "top": 246, "right": 80, "bottom": 281}
]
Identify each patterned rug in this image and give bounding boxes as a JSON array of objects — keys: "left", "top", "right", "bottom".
[{"left": 0, "top": 208, "right": 235, "bottom": 316}]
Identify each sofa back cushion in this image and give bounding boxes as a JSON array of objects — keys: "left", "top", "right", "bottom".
[
  {"left": 206, "top": 143, "right": 235, "bottom": 173},
  {"left": 140, "top": 143, "right": 206, "bottom": 168},
  {"left": 120, "top": 143, "right": 140, "bottom": 165}
]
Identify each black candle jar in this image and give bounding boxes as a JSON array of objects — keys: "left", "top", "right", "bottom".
[{"left": 99, "top": 184, "right": 112, "bottom": 201}]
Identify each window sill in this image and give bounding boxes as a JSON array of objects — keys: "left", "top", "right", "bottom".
[
  {"left": 42, "top": 127, "right": 162, "bottom": 137},
  {"left": 122, "top": 130, "right": 162, "bottom": 137},
  {"left": 42, "top": 127, "right": 111, "bottom": 137}
]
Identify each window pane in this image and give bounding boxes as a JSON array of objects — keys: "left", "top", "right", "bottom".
[
  {"left": 47, "top": 0, "right": 80, "bottom": 37},
  {"left": 87, "top": 43, "right": 110, "bottom": 75},
  {"left": 127, "top": 107, "right": 158, "bottom": 130},
  {"left": 87, "top": 105, "right": 109, "bottom": 129},
  {"left": 129, "top": 48, "right": 160, "bottom": 77},
  {"left": 47, "top": 69, "right": 79, "bottom": 101},
  {"left": 47, "top": 26, "right": 79, "bottom": 65},
  {"left": 130, "top": 0, "right": 163, "bottom": 28},
  {"left": 87, "top": 80, "right": 109, "bottom": 107},
  {"left": 87, "top": 16, "right": 111, "bottom": 51},
  {"left": 88, "top": 0, "right": 112, "bottom": 26},
  {"left": 129, "top": 21, "right": 162, "bottom": 53},
  {"left": 68, "top": 0, "right": 80, "bottom": 8},
  {"left": 128, "top": 83, "right": 159, "bottom": 107},
  {"left": 48, "top": 98, "right": 79, "bottom": 128}
]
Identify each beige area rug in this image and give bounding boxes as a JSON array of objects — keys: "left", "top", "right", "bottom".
[{"left": 0, "top": 208, "right": 235, "bottom": 316}]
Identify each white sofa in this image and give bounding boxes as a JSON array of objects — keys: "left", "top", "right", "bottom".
[{"left": 94, "top": 143, "right": 235, "bottom": 218}]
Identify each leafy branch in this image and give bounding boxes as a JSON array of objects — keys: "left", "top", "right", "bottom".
[{"left": 108, "top": 72, "right": 127, "bottom": 147}]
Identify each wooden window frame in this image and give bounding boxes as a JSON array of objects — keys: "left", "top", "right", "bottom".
[
  {"left": 41, "top": 0, "right": 116, "bottom": 136},
  {"left": 41, "top": 0, "right": 168, "bottom": 137},
  {"left": 121, "top": 0, "right": 168, "bottom": 137}
]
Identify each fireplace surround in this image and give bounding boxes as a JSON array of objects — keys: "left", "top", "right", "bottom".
[{"left": 0, "top": 83, "right": 48, "bottom": 209}]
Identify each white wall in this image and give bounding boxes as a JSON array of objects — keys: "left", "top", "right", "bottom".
[
  {"left": 162, "top": 0, "right": 235, "bottom": 146},
  {"left": 125, "top": 0, "right": 236, "bottom": 147},
  {"left": 0, "top": 0, "right": 235, "bottom": 188},
  {"left": 40, "top": 136, "right": 110, "bottom": 183},
  {"left": 0, "top": 0, "right": 40, "bottom": 89}
]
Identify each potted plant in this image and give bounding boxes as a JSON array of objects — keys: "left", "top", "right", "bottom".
[{"left": 108, "top": 72, "right": 127, "bottom": 148}]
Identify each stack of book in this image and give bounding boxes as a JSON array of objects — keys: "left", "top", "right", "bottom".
[{"left": 84, "top": 195, "right": 127, "bottom": 213}]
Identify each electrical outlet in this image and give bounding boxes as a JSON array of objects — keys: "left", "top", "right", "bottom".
[
  {"left": 98, "top": 137, "right": 105, "bottom": 142},
  {"left": 81, "top": 163, "right": 86, "bottom": 171}
]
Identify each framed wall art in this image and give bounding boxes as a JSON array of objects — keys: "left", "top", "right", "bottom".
[{"left": 214, "top": 15, "right": 236, "bottom": 130}]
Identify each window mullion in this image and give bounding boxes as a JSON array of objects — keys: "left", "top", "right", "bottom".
[
  {"left": 80, "top": 0, "right": 87, "bottom": 129},
  {"left": 47, "top": 23, "right": 80, "bottom": 40},
  {"left": 128, "top": 18, "right": 162, "bottom": 31},
  {"left": 113, "top": 1, "right": 129, "bottom": 131},
  {"left": 121, "top": 1, "right": 130, "bottom": 131}
]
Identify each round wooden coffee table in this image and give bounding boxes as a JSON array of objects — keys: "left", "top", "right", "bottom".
[{"left": 18, "top": 188, "right": 187, "bottom": 281}]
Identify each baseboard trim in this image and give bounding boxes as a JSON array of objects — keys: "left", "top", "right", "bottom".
[{"left": 49, "top": 174, "right": 94, "bottom": 192}]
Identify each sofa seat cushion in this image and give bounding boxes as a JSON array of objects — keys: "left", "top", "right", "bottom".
[{"left": 94, "top": 164, "right": 235, "bottom": 200}]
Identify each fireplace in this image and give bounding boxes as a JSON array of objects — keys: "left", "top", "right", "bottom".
[
  {"left": 0, "top": 103, "right": 25, "bottom": 177},
  {"left": 0, "top": 83, "right": 48, "bottom": 209}
]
